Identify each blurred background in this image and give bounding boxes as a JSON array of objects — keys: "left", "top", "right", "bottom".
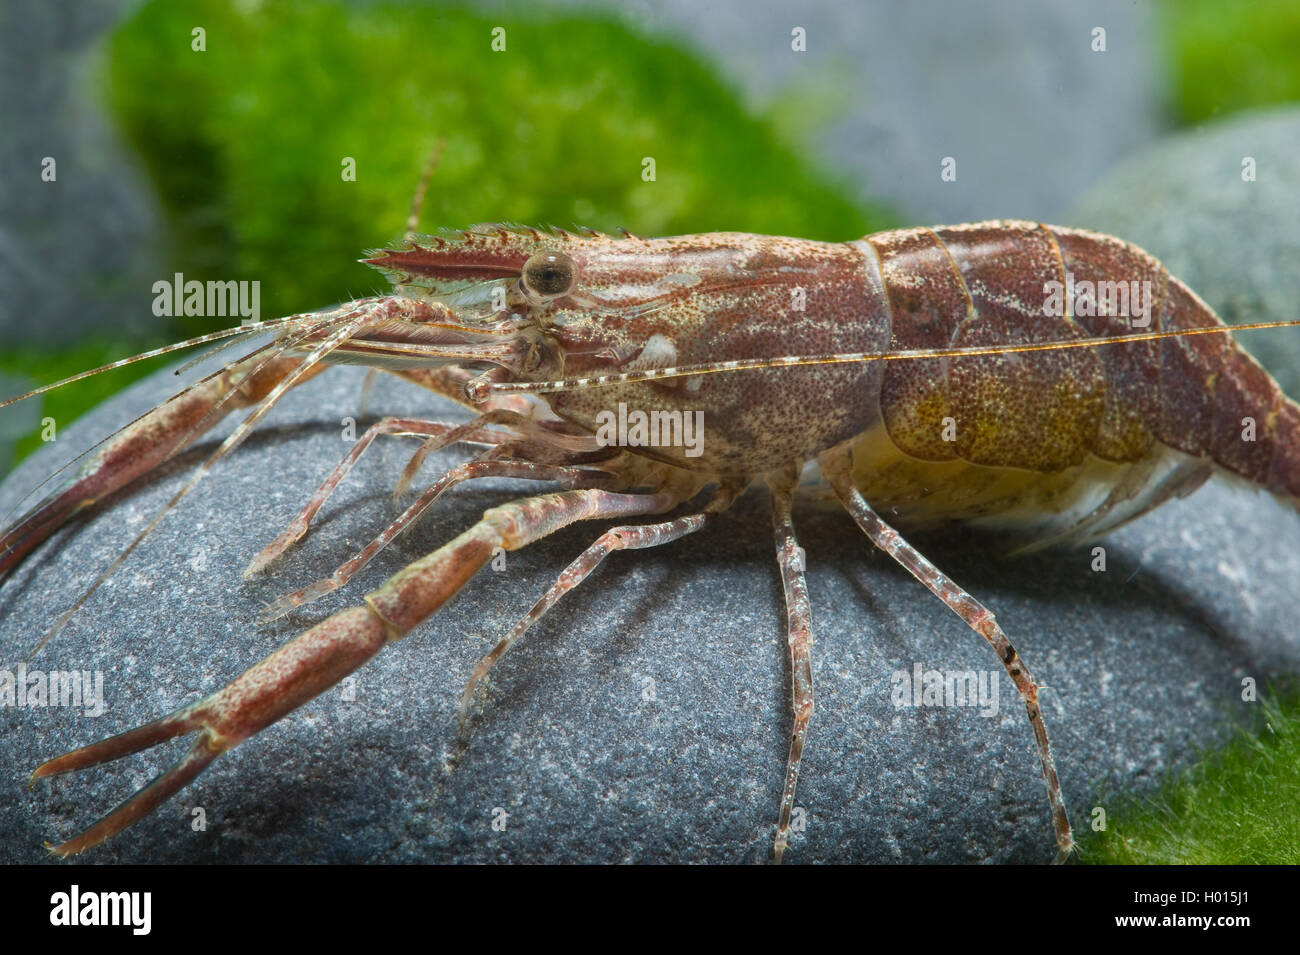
[{"left": 1, "top": 0, "right": 1299, "bottom": 474}]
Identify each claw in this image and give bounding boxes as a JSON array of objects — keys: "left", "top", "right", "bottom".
[
  {"left": 34, "top": 720, "right": 223, "bottom": 857},
  {"left": 33, "top": 606, "right": 389, "bottom": 855},
  {"left": 32, "top": 489, "right": 674, "bottom": 854}
]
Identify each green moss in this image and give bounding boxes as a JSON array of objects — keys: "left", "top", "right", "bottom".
[
  {"left": 1160, "top": 0, "right": 1300, "bottom": 124},
  {"left": 1077, "top": 689, "right": 1300, "bottom": 864}
]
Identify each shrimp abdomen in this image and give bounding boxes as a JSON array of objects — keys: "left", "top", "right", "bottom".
[{"left": 849, "top": 220, "right": 1300, "bottom": 540}]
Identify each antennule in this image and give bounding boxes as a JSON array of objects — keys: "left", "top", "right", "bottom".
[{"left": 0, "top": 317, "right": 306, "bottom": 410}]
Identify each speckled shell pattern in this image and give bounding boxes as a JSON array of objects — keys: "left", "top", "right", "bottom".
[
  {"left": 858, "top": 220, "right": 1300, "bottom": 498},
  {"left": 541, "top": 232, "right": 891, "bottom": 477}
]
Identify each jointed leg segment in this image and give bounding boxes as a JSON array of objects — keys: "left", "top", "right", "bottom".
[
  {"left": 245, "top": 416, "right": 467, "bottom": 577},
  {"left": 244, "top": 410, "right": 546, "bottom": 578},
  {"left": 767, "top": 466, "right": 814, "bottom": 863},
  {"left": 458, "top": 485, "right": 736, "bottom": 722},
  {"left": 823, "top": 450, "right": 1074, "bottom": 863},
  {"left": 259, "top": 455, "right": 619, "bottom": 621}
]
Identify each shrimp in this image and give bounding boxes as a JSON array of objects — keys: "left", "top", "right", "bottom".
[{"left": 3, "top": 220, "right": 1297, "bottom": 862}]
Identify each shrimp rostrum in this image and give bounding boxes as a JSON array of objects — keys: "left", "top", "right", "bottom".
[{"left": 5, "top": 219, "right": 1299, "bottom": 861}]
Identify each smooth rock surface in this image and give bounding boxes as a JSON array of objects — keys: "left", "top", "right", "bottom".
[
  {"left": 2, "top": 353, "right": 1298, "bottom": 864},
  {"left": 1068, "top": 106, "right": 1300, "bottom": 400}
]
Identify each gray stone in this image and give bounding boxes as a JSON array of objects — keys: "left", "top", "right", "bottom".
[
  {"left": 0, "top": 0, "right": 164, "bottom": 347},
  {"left": 1068, "top": 106, "right": 1300, "bottom": 400},
  {"left": 556, "top": 0, "right": 1166, "bottom": 223},
  {"left": 2, "top": 353, "right": 1298, "bottom": 864}
]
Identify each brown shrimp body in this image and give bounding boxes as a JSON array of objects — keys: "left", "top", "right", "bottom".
[
  {"left": 368, "top": 230, "right": 890, "bottom": 477},
  {"left": 374, "top": 221, "right": 1300, "bottom": 534}
]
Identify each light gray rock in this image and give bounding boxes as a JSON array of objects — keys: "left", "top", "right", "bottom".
[
  {"left": 1068, "top": 106, "right": 1300, "bottom": 400},
  {"left": 2, "top": 356, "right": 1298, "bottom": 863},
  {"left": 0, "top": 0, "right": 163, "bottom": 347},
  {"left": 549, "top": 0, "right": 1166, "bottom": 223}
]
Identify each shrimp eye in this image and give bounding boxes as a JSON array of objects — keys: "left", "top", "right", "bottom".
[{"left": 521, "top": 252, "right": 576, "bottom": 299}]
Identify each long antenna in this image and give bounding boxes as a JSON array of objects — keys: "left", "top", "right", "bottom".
[
  {"left": 473, "top": 318, "right": 1300, "bottom": 400},
  {"left": 0, "top": 320, "right": 294, "bottom": 410}
]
